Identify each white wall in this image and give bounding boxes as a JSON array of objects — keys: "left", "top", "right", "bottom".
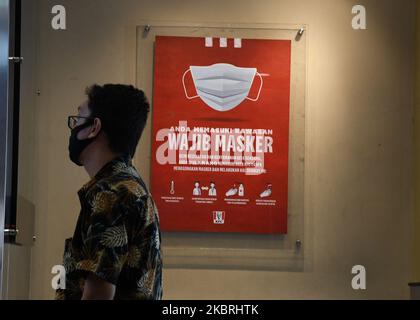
[{"left": 20, "top": 0, "right": 415, "bottom": 299}]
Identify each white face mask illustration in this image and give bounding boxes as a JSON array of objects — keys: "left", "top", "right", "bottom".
[{"left": 182, "top": 63, "right": 264, "bottom": 112}]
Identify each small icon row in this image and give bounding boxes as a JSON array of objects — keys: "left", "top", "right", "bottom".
[{"left": 169, "top": 180, "right": 273, "bottom": 199}]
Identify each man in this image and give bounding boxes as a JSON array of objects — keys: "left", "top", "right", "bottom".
[{"left": 56, "top": 84, "right": 162, "bottom": 300}]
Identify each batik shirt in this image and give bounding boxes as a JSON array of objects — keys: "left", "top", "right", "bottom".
[{"left": 56, "top": 155, "right": 163, "bottom": 300}]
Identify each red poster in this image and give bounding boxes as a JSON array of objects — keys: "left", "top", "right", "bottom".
[{"left": 151, "top": 36, "right": 291, "bottom": 234}]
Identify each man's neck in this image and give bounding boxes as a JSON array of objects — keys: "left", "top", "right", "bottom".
[{"left": 82, "top": 149, "right": 121, "bottom": 179}]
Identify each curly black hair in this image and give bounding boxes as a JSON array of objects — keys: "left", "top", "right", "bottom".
[{"left": 85, "top": 84, "right": 150, "bottom": 157}]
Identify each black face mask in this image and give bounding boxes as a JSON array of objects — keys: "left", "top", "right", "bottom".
[{"left": 68, "top": 121, "right": 96, "bottom": 166}]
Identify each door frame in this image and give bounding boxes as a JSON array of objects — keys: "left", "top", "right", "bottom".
[
  {"left": 0, "top": 0, "right": 21, "bottom": 299},
  {"left": 0, "top": 0, "right": 11, "bottom": 299}
]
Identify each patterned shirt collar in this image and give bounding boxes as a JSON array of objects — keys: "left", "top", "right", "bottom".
[{"left": 78, "top": 154, "right": 133, "bottom": 196}]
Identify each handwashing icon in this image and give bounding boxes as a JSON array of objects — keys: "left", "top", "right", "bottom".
[
  {"left": 225, "top": 183, "right": 245, "bottom": 197},
  {"left": 260, "top": 184, "right": 273, "bottom": 198}
]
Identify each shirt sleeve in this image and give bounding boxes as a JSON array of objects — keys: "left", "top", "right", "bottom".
[{"left": 76, "top": 190, "right": 129, "bottom": 285}]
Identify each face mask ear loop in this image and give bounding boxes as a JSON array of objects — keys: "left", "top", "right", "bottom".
[
  {"left": 182, "top": 69, "right": 199, "bottom": 100},
  {"left": 88, "top": 118, "right": 101, "bottom": 139},
  {"left": 246, "top": 72, "right": 263, "bottom": 102}
]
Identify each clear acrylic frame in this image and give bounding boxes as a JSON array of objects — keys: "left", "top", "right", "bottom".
[{"left": 135, "top": 22, "right": 309, "bottom": 272}]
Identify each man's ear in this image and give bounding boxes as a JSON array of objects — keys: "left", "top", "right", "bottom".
[{"left": 88, "top": 118, "right": 102, "bottom": 139}]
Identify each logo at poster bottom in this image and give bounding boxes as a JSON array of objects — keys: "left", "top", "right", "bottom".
[{"left": 213, "top": 211, "right": 226, "bottom": 225}]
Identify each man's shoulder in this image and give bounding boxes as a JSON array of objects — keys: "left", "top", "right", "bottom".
[
  {"left": 87, "top": 169, "right": 150, "bottom": 202},
  {"left": 82, "top": 175, "right": 156, "bottom": 223}
]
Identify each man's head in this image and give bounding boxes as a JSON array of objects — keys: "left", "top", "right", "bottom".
[{"left": 68, "top": 84, "right": 150, "bottom": 166}]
